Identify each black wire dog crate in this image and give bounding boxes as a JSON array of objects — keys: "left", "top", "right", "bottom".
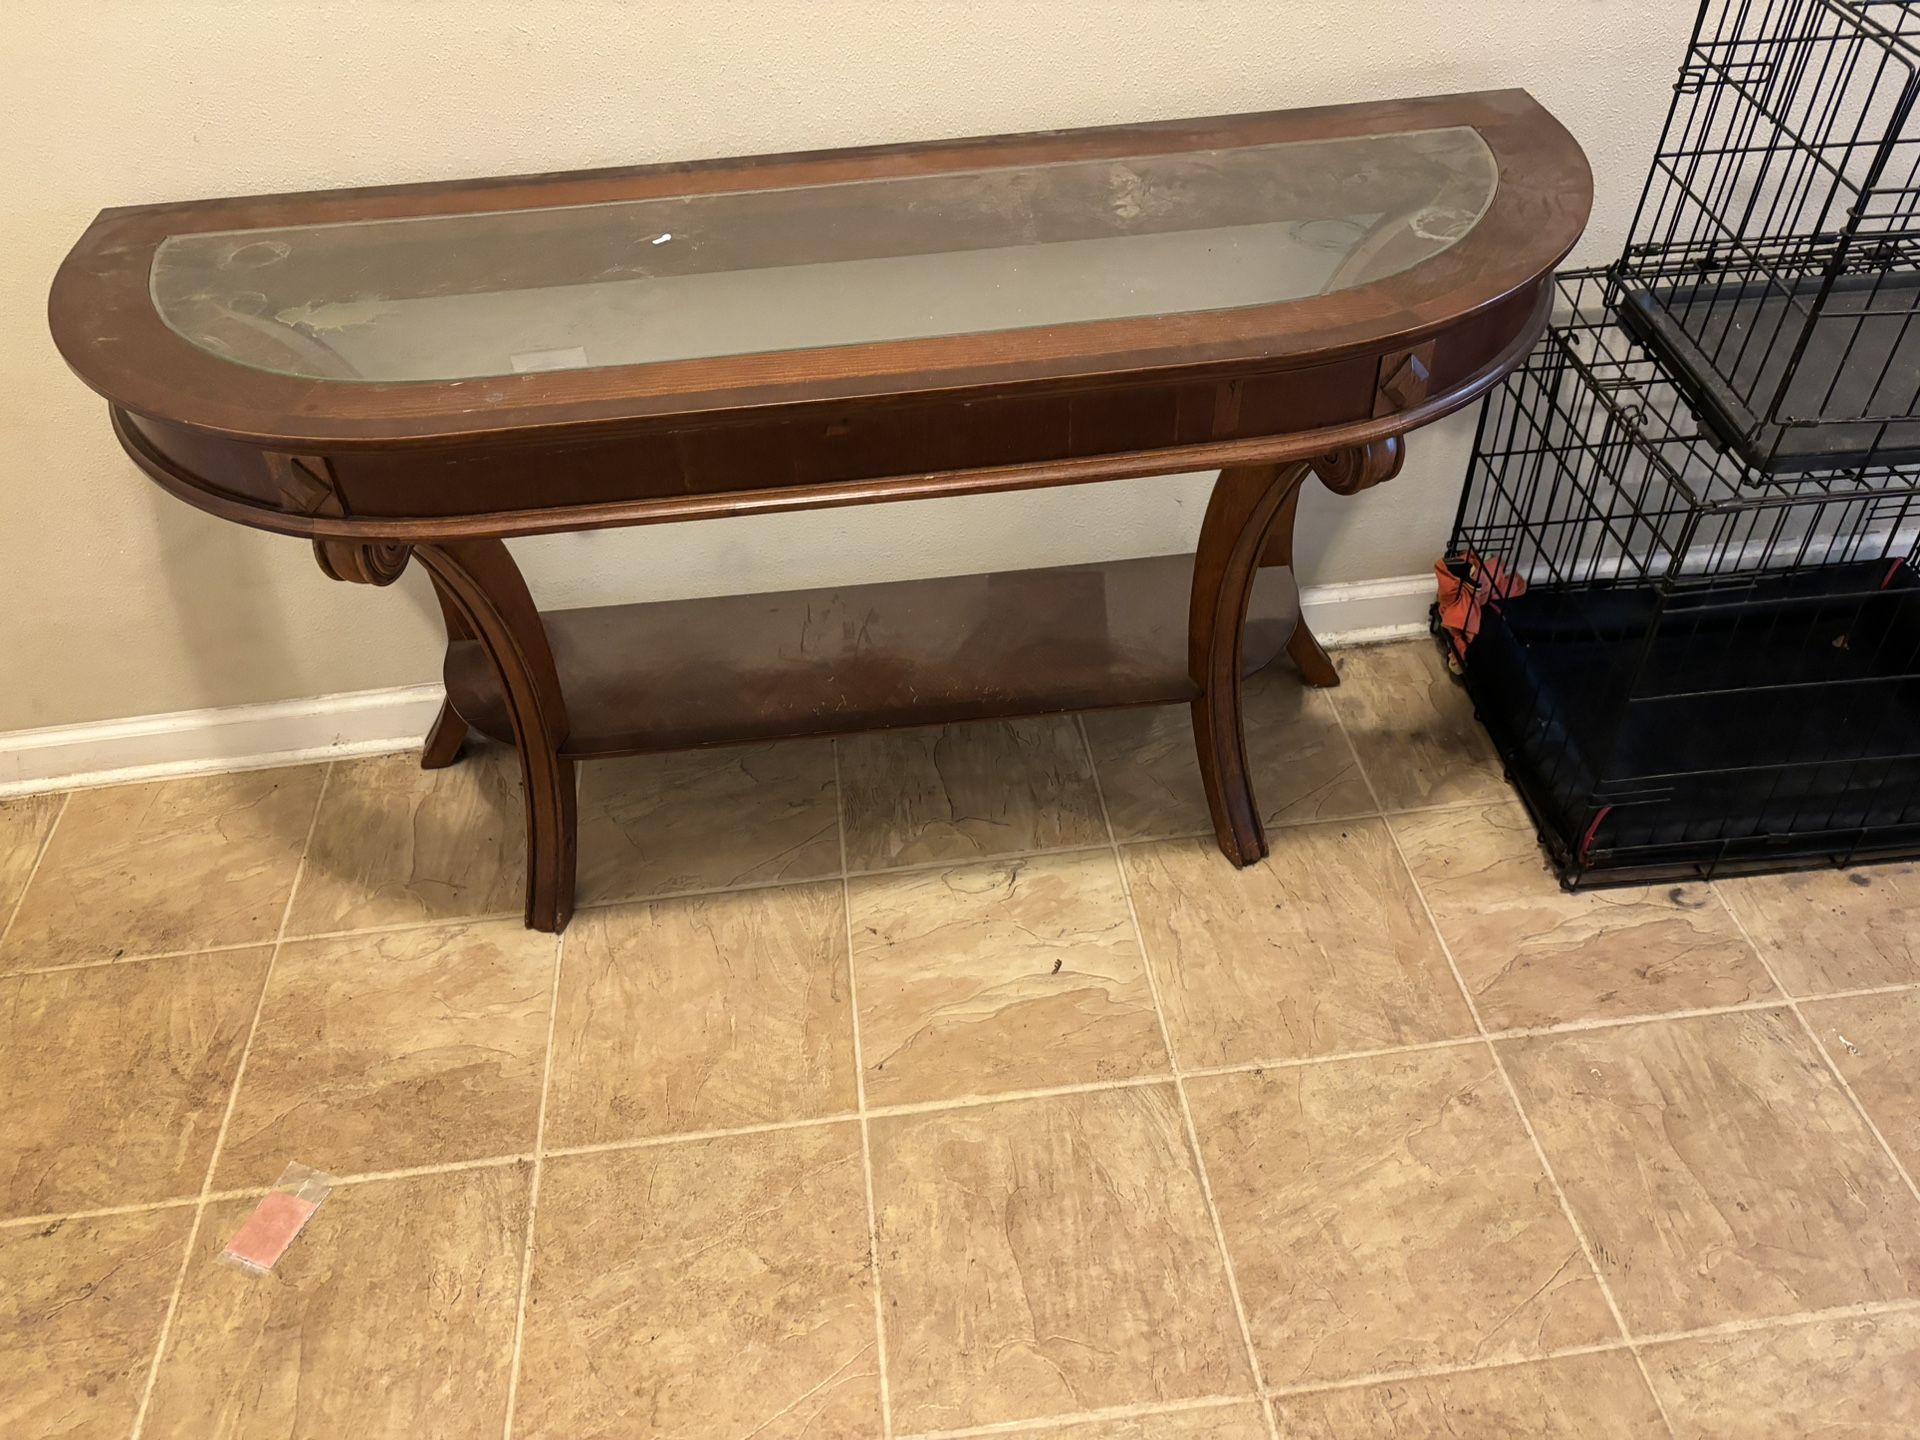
[
  {"left": 1613, "top": 0, "right": 1920, "bottom": 475},
  {"left": 1446, "top": 270, "right": 1920, "bottom": 886}
]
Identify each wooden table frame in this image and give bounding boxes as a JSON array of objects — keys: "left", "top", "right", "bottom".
[{"left": 53, "top": 90, "right": 1591, "bottom": 932}]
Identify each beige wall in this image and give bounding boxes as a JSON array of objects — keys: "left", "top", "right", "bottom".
[{"left": 1, "top": 0, "right": 1693, "bottom": 733}]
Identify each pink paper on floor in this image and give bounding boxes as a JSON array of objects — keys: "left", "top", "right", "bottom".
[{"left": 221, "top": 1162, "right": 335, "bottom": 1275}]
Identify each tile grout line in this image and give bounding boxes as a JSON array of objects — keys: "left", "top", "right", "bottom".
[
  {"left": 0, "top": 789, "right": 68, "bottom": 960},
  {"left": 868, "top": 1072, "right": 1172, "bottom": 1118},
  {"left": 0, "top": 1158, "right": 543, "bottom": 1235},
  {"left": 498, "top": 925, "right": 568, "bottom": 1440},
  {"left": 1788, "top": 975, "right": 1920, "bottom": 1005},
  {"left": 1077, "top": 714, "right": 1281, "bottom": 1440},
  {"left": 1378, "top": 796, "right": 1523, "bottom": 820},
  {"left": 832, "top": 738, "right": 897, "bottom": 1440},
  {"left": 1260, "top": 1293, "right": 1920, "bottom": 1405},
  {"left": 0, "top": 1194, "right": 205, "bottom": 1232},
  {"left": 1262, "top": 1337, "right": 1632, "bottom": 1400},
  {"left": 898, "top": 1390, "right": 1256, "bottom": 1440},
  {"left": 272, "top": 1153, "right": 535, "bottom": 1190},
  {"left": 544, "top": 1111, "right": 863, "bottom": 1159},
  {"left": 1632, "top": 1293, "right": 1920, "bottom": 1349},
  {"left": 1372, "top": 823, "right": 1680, "bottom": 1436},
  {"left": 841, "top": 838, "right": 1113, "bottom": 884},
  {"left": 1180, "top": 1035, "right": 1483, "bottom": 1080},
  {"left": 1484, "top": 995, "right": 1797, "bottom": 1038},
  {"left": 279, "top": 909, "right": 526, "bottom": 946},
  {"left": 1709, "top": 885, "right": 1920, "bottom": 1210},
  {"left": 16, "top": 936, "right": 1899, "bottom": 1015},
  {"left": 1326, "top": 697, "right": 1680, "bottom": 1436},
  {"left": 2, "top": 936, "right": 306, "bottom": 981},
  {"left": 128, "top": 759, "right": 334, "bottom": 1440}
]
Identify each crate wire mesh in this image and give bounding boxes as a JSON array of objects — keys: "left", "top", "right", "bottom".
[
  {"left": 1613, "top": 0, "right": 1920, "bottom": 474},
  {"left": 1446, "top": 270, "right": 1920, "bottom": 885}
]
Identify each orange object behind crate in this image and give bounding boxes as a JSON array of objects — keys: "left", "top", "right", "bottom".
[{"left": 1435, "top": 551, "right": 1526, "bottom": 670}]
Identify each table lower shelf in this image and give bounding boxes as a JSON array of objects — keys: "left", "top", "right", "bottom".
[{"left": 444, "top": 552, "right": 1301, "bottom": 757}]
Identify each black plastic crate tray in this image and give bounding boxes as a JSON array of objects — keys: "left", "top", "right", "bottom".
[
  {"left": 1618, "top": 272, "right": 1920, "bottom": 474},
  {"left": 1459, "top": 558, "right": 1920, "bottom": 882}
]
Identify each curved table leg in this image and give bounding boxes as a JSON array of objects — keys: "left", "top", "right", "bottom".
[
  {"left": 1257, "top": 480, "right": 1342, "bottom": 688},
  {"left": 1190, "top": 460, "right": 1313, "bottom": 867},
  {"left": 420, "top": 699, "right": 470, "bottom": 771},
  {"left": 421, "top": 574, "right": 475, "bottom": 770},
  {"left": 414, "top": 539, "right": 577, "bottom": 933}
]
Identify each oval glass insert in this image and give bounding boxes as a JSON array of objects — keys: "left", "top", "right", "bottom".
[{"left": 150, "top": 125, "right": 1497, "bottom": 383}]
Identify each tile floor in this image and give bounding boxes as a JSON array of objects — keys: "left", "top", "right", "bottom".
[{"left": 2, "top": 640, "right": 1918, "bottom": 1437}]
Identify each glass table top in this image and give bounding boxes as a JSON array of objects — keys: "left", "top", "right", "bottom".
[{"left": 150, "top": 126, "right": 1497, "bottom": 384}]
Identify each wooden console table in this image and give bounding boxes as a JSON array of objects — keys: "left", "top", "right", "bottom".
[{"left": 51, "top": 90, "right": 1590, "bottom": 931}]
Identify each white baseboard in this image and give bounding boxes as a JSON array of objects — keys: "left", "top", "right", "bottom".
[
  {"left": 0, "top": 684, "right": 447, "bottom": 798},
  {"left": 0, "top": 570, "right": 1433, "bottom": 797},
  {"left": 1301, "top": 572, "right": 1435, "bottom": 648}
]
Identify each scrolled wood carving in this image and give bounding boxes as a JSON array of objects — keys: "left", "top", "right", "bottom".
[
  {"left": 1311, "top": 435, "right": 1406, "bottom": 496},
  {"left": 313, "top": 538, "right": 413, "bottom": 586}
]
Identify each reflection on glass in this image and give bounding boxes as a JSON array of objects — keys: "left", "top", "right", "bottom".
[{"left": 151, "top": 127, "right": 1497, "bottom": 382}]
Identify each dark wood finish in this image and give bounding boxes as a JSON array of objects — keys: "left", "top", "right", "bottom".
[
  {"left": 311, "top": 537, "right": 411, "bottom": 587},
  {"left": 1286, "top": 610, "right": 1342, "bottom": 690},
  {"left": 1190, "top": 463, "right": 1315, "bottom": 864},
  {"left": 1259, "top": 482, "right": 1341, "bottom": 689},
  {"left": 443, "top": 553, "right": 1304, "bottom": 759},
  {"left": 50, "top": 93, "right": 1592, "bottom": 930},
  {"left": 419, "top": 701, "right": 469, "bottom": 771},
  {"left": 108, "top": 294, "right": 1543, "bottom": 543},
  {"left": 413, "top": 540, "right": 576, "bottom": 931},
  {"left": 419, "top": 574, "right": 475, "bottom": 770},
  {"left": 1312, "top": 434, "right": 1408, "bottom": 495},
  {"left": 53, "top": 91, "right": 1589, "bottom": 451}
]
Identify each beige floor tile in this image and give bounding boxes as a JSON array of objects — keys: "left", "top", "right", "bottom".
[
  {"left": 214, "top": 922, "right": 553, "bottom": 1188},
  {"left": 871, "top": 1085, "right": 1250, "bottom": 1432},
  {"left": 0, "top": 767, "right": 324, "bottom": 969},
  {"left": 1083, "top": 669, "right": 1372, "bottom": 842},
  {"left": 1501, "top": 1010, "right": 1920, "bottom": 1333},
  {"left": 575, "top": 739, "right": 840, "bottom": 904},
  {"left": 1186, "top": 1048, "right": 1614, "bottom": 1387},
  {"left": 1644, "top": 1310, "right": 1920, "bottom": 1438},
  {"left": 0, "top": 1206, "right": 194, "bottom": 1440},
  {"left": 1718, "top": 862, "right": 1920, "bottom": 994},
  {"left": 838, "top": 716, "right": 1108, "bottom": 871},
  {"left": 1326, "top": 641, "right": 1509, "bottom": 811},
  {"left": 0, "top": 950, "right": 268, "bottom": 1220},
  {"left": 850, "top": 851, "right": 1166, "bottom": 1106},
  {"left": 1006, "top": 1403, "right": 1270, "bottom": 1438},
  {"left": 1269, "top": 1351, "right": 1667, "bottom": 1437},
  {"left": 1803, "top": 989, "right": 1920, "bottom": 1177},
  {"left": 0, "top": 792, "right": 62, "bottom": 933},
  {"left": 144, "top": 1166, "right": 525, "bottom": 1440},
  {"left": 286, "top": 747, "right": 524, "bottom": 936},
  {"left": 1396, "top": 803, "right": 1775, "bottom": 1029},
  {"left": 516, "top": 1124, "right": 880, "bottom": 1439},
  {"left": 1123, "top": 822, "right": 1472, "bottom": 1069},
  {"left": 544, "top": 882, "right": 856, "bottom": 1146}
]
